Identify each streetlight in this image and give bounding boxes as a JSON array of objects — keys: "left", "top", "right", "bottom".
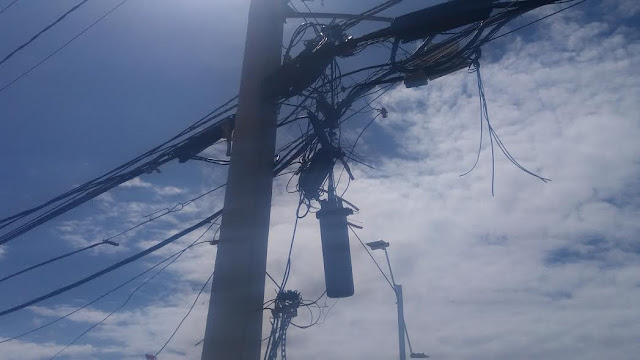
[{"left": 366, "top": 240, "right": 429, "bottom": 360}]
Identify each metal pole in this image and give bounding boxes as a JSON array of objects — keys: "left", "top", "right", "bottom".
[
  {"left": 396, "top": 284, "right": 407, "bottom": 360},
  {"left": 384, "top": 248, "right": 397, "bottom": 286},
  {"left": 384, "top": 248, "right": 405, "bottom": 360},
  {"left": 201, "top": 0, "right": 283, "bottom": 358}
]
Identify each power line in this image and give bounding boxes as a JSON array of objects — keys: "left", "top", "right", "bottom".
[
  {"left": 460, "top": 57, "right": 550, "bottom": 195},
  {"left": 487, "top": 0, "right": 588, "bottom": 43},
  {"left": 0, "top": 109, "right": 304, "bottom": 249},
  {"left": 48, "top": 221, "right": 217, "bottom": 359},
  {"left": 0, "top": 240, "right": 118, "bottom": 284},
  {"left": 279, "top": 195, "right": 305, "bottom": 290},
  {"left": 0, "top": 111, "right": 235, "bottom": 245},
  {"left": 0, "top": 183, "right": 225, "bottom": 284},
  {"left": 0, "top": 210, "right": 222, "bottom": 318},
  {"left": 0, "top": 0, "right": 132, "bottom": 94},
  {"left": 0, "top": 230, "right": 216, "bottom": 345},
  {"left": 96, "top": 182, "right": 226, "bottom": 243},
  {"left": 153, "top": 268, "right": 215, "bottom": 358},
  {"left": 0, "top": 107, "right": 234, "bottom": 226},
  {"left": 0, "top": 0, "right": 19, "bottom": 16},
  {"left": 0, "top": 0, "right": 94, "bottom": 66}
]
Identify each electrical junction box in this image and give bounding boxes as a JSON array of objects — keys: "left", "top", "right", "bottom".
[{"left": 316, "top": 199, "right": 355, "bottom": 298}]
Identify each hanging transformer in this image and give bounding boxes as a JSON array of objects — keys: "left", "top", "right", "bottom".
[{"left": 316, "top": 196, "right": 355, "bottom": 298}]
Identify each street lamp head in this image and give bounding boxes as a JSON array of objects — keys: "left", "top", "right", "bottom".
[
  {"left": 365, "top": 239, "right": 389, "bottom": 251},
  {"left": 410, "top": 353, "right": 429, "bottom": 358}
]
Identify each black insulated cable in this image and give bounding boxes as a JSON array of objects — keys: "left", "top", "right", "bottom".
[
  {"left": 0, "top": 240, "right": 118, "bottom": 284},
  {"left": 0, "top": 210, "right": 222, "bottom": 318}
]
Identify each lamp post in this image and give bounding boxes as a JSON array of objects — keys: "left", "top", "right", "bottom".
[{"left": 366, "top": 240, "right": 429, "bottom": 360}]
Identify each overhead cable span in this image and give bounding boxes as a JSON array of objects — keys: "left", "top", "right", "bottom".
[
  {"left": 0, "top": 210, "right": 222, "bottom": 318},
  {"left": 0, "top": 104, "right": 236, "bottom": 246}
]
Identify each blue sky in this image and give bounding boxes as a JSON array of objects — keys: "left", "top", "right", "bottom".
[{"left": 1, "top": 0, "right": 639, "bottom": 359}]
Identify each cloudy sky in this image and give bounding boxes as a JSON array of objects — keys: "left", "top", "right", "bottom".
[{"left": 0, "top": 0, "right": 639, "bottom": 359}]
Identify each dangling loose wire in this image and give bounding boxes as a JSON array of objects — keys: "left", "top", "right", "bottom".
[{"left": 461, "top": 52, "right": 550, "bottom": 195}]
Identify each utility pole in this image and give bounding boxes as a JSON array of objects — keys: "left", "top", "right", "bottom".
[
  {"left": 396, "top": 284, "right": 407, "bottom": 360},
  {"left": 201, "top": 0, "right": 284, "bottom": 359}
]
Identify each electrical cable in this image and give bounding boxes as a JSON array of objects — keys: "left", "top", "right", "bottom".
[
  {"left": 128, "top": 182, "right": 227, "bottom": 231},
  {"left": 0, "top": 240, "right": 117, "bottom": 284},
  {"left": 0, "top": 142, "right": 306, "bottom": 318},
  {"left": 290, "top": 290, "right": 327, "bottom": 329},
  {"left": 1, "top": 0, "right": 94, "bottom": 66},
  {"left": 0, "top": 0, "right": 131, "bottom": 95},
  {"left": 266, "top": 271, "right": 282, "bottom": 291},
  {"left": 0, "top": 0, "right": 19, "bottom": 15},
  {"left": 487, "top": 0, "right": 587, "bottom": 43},
  {"left": 279, "top": 195, "right": 304, "bottom": 290},
  {"left": 153, "top": 268, "right": 214, "bottom": 358},
  {"left": 315, "top": 297, "right": 338, "bottom": 326},
  {"left": 0, "top": 108, "right": 235, "bottom": 244},
  {"left": 0, "top": 210, "right": 222, "bottom": 318},
  {"left": 348, "top": 225, "right": 394, "bottom": 291},
  {"left": 460, "top": 57, "right": 549, "bottom": 195},
  {"left": 48, "top": 221, "right": 217, "bottom": 359},
  {"left": 1, "top": 105, "right": 234, "bottom": 228},
  {"left": 1, "top": 120, "right": 298, "bottom": 250},
  {"left": 0, "top": 183, "right": 226, "bottom": 284},
  {"left": 0, "top": 232, "right": 217, "bottom": 345}
]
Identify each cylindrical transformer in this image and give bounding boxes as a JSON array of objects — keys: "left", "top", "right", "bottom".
[{"left": 316, "top": 199, "right": 354, "bottom": 298}]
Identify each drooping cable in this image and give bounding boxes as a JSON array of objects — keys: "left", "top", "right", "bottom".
[
  {"left": 263, "top": 290, "right": 302, "bottom": 360},
  {"left": 0, "top": 240, "right": 118, "bottom": 284},
  {"left": 108, "top": 181, "right": 227, "bottom": 236},
  {"left": 487, "top": 0, "right": 587, "bottom": 43},
  {"left": 0, "top": 225, "right": 218, "bottom": 345},
  {"left": 153, "top": 268, "right": 215, "bottom": 358},
  {"left": 0, "top": 0, "right": 19, "bottom": 15},
  {"left": 0, "top": 183, "right": 225, "bottom": 283},
  {"left": 0, "top": 210, "right": 222, "bottom": 318},
  {"left": 0, "top": 0, "right": 94, "bottom": 66},
  {"left": 0, "top": 142, "right": 308, "bottom": 318},
  {"left": 48, "top": 221, "right": 217, "bottom": 359},
  {"left": 290, "top": 290, "right": 327, "bottom": 329},
  {"left": 335, "top": 112, "right": 381, "bottom": 193},
  {"left": 0, "top": 0, "right": 133, "bottom": 94},
  {"left": 0, "top": 108, "right": 235, "bottom": 244},
  {"left": 279, "top": 195, "right": 305, "bottom": 290},
  {"left": 460, "top": 56, "right": 550, "bottom": 195}
]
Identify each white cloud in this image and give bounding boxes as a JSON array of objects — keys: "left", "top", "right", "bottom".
[
  {"left": 120, "top": 177, "right": 187, "bottom": 196},
  {"left": 0, "top": 338, "right": 96, "bottom": 360},
  {"left": 119, "top": 177, "right": 153, "bottom": 189},
  {"left": 21, "top": 283, "right": 214, "bottom": 360},
  {"left": 602, "top": 0, "right": 640, "bottom": 18},
  {"left": 154, "top": 186, "right": 186, "bottom": 196}
]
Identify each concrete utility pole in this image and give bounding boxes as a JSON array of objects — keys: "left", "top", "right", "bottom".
[{"left": 201, "top": 0, "right": 284, "bottom": 359}]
